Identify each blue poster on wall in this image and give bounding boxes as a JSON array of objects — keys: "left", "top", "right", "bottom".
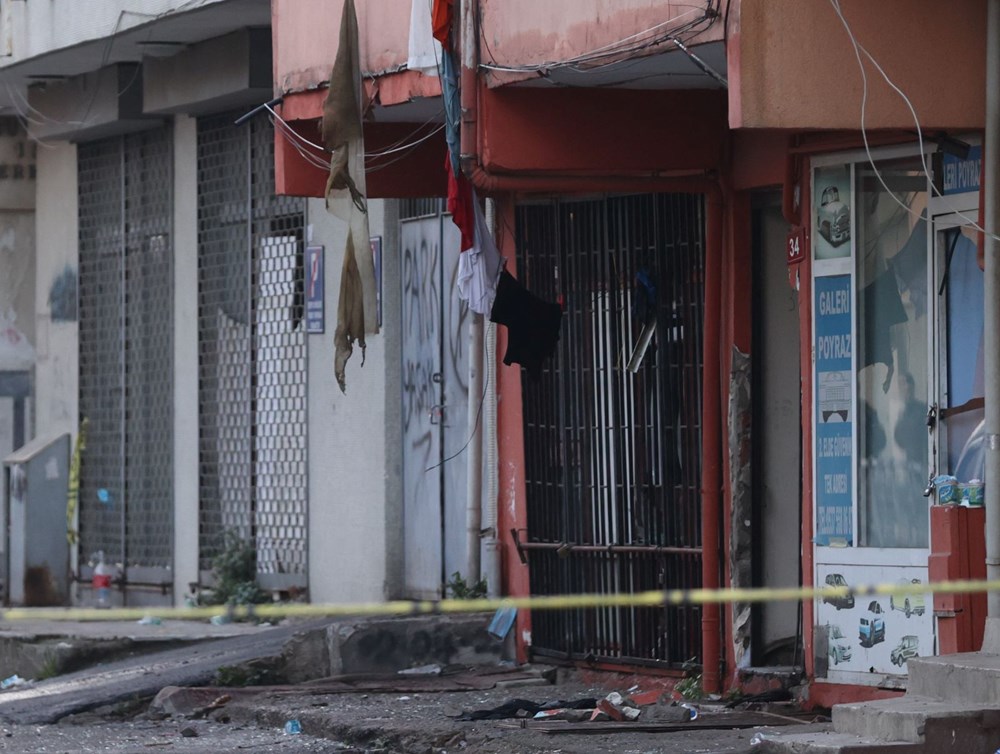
[
  {"left": 306, "top": 245, "right": 325, "bottom": 334},
  {"left": 815, "top": 274, "right": 853, "bottom": 546}
]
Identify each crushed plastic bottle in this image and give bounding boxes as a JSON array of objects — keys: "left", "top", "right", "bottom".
[
  {"left": 680, "top": 702, "right": 699, "bottom": 720},
  {"left": 0, "top": 675, "right": 25, "bottom": 690},
  {"left": 284, "top": 719, "right": 302, "bottom": 735},
  {"left": 750, "top": 732, "right": 765, "bottom": 746}
]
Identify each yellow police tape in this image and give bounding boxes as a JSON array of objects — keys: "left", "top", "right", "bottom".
[{"left": 0, "top": 578, "right": 996, "bottom": 622}]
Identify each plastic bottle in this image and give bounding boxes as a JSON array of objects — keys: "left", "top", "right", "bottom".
[{"left": 93, "top": 551, "right": 111, "bottom": 608}]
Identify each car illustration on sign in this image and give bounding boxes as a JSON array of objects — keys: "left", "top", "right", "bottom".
[
  {"left": 817, "top": 185, "right": 851, "bottom": 246},
  {"left": 828, "top": 624, "right": 852, "bottom": 665},
  {"left": 822, "top": 573, "right": 855, "bottom": 610},
  {"left": 859, "top": 601, "right": 886, "bottom": 648},
  {"left": 819, "top": 371, "right": 851, "bottom": 423},
  {"left": 889, "top": 579, "right": 927, "bottom": 618},
  {"left": 890, "top": 635, "right": 920, "bottom": 667}
]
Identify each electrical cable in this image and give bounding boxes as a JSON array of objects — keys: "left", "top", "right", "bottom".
[
  {"left": 830, "top": 0, "right": 1000, "bottom": 243},
  {"left": 266, "top": 102, "right": 444, "bottom": 163},
  {"left": 425, "top": 322, "right": 493, "bottom": 473},
  {"left": 478, "top": 2, "right": 716, "bottom": 75},
  {"left": 2, "top": 0, "right": 217, "bottom": 141}
]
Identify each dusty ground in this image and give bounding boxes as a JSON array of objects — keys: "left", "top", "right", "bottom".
[
  {"left": 0, "top": 676, "right": 830, "bottom": 753},
  {"left": 218, "top": 677, "right": 828, "bottom": 753}
]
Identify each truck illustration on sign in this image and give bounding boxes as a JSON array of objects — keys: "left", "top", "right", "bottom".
[
  {"left": 859, "top": 601, "right": 886, "bottom": 648},
  {"left": 818, "top": 185, "right": 851, "bottom": 246},
  {"left": 890, "top": 635, "right": 920, "bottom": 667},
  {"left": 889, "top": 578, "right": 927, "bottom": 618}
]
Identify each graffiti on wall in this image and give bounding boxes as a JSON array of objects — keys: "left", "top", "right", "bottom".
[
  {"left": 49, "top": 265, "right": 78, "bottom": 322},
  {"left": 0, "top": 213, "right": 36, "bottom": 369},
  {"left": 400, "top": 215, "right": 470, "bottom": 598},
  {"left": 401, "top": 228, "right": 440, "bottom": 445}
]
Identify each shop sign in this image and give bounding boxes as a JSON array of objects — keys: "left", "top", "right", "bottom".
[
  {"left": 815, "top": 274, "right": 853, "bottom": 546},
  {"left": 306, "top": 245, "right": 324, "bottom": 334}
]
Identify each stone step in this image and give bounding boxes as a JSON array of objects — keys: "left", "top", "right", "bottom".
[
  {"left": 833, "top": 696, "right": 1000, "bottom": 743},
  {"left": 908, "top": 653, "right": 1000, "bottom": 705},
  {"left": 753, "top": 730, "right": 922, "bottom": 754}
]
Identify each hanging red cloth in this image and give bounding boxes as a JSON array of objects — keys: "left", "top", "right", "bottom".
[
  {"left": 446, "top": 150, "right": 475, "bottom": 251},
  {"left": 432, "top": 0, "right": 454, "bottom": 51}
]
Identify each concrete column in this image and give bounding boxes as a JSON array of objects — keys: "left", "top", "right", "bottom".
[
  {"left": 307, "top": 199, "right": 394, "bottom": 603},
  {"left": 33, "top": 141, "right": 78, "bottom": 441},
  {"left": 172, "top": 115, "right": 200, "bottom": 606},
  {"left": 381, "top": 199, "right": 404, "bottom": 599}
]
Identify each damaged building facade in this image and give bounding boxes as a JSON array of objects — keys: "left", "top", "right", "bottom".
[
  {"left": 0, "top": 0, "right": 996, "bottom": 711},
  {"left": 0, "top": 0, "right": 404, "bottom": 609},
  {"left": 270, "top": 0, "right": 996, "bottom": 707}
]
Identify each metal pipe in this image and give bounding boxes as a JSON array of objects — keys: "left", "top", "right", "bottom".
[
  {"left": 701, "top": 189, "right": 724, "bottom": 693},
  {"left": 985, "top": 0, "right": 1000, "bottom": 620},
  {"left": 466, "top": 312, "right": 485, "bottom": 586},
  {"left": 483, "top": 201, "right": 501, "bottom": 599}
]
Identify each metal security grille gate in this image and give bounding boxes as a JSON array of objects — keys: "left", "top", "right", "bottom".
[
  {"left": 78, "top": 129, "right": 174, "bottom": 602},
  {"left": 196, "top": 112, "right": 308, "bottom": 593},
  {"left": 516, "top": 194, "right": 705, "bottom": 668}
]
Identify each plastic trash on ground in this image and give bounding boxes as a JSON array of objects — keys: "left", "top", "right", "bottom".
[{"left": 284, "top": 719, "right": 302, "bottom": 735}]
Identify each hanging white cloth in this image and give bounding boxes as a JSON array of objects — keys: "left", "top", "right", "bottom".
[
  {"left": 457, "top": 195, "right": 503, "bottom": 315},
  {"left": 407, "top": 0, "right": 442, "bottom": 75}
]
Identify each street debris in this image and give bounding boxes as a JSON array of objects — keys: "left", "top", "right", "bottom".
[
  {"left": 0, "top": 675, "right": 26, "bottom": 690},
  {"left": 283, "top": 719, "right": 302, "bottom": 735},
  {"left": 398, "top": 663, "right": 442, "bottom": 676},
  {"left": 179, "top": 726, "right": 199, "bottom": 738},
  {"left": 487, "top": 607, "right": 517, "bottom": 640}
]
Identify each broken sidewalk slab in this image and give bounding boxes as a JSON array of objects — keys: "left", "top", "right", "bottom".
[
  {"left": 151, "top": 665, "right": 555, "bottom": 719},
  {"left": 0, "top": 619, "right": 332, "bottom": 725},
  {"left": 0, "top": 618, "right": 261, "bottom": 681}
]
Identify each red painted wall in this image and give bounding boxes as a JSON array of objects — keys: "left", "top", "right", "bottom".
[
  {"left": 274, "top": 94, "right": 448, "bottom": 199},
  {"left": 494, "top": 197, "right": 532, "bottom": 663},
  {"left": 479, "top": 87, "right": 728, "bottom": 176}
]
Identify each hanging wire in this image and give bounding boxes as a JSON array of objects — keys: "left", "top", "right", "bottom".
[
  {"left": 478, "top": 1, "right": 719, "bottom": 75},
  {"left": 830, "top": 0, "right": 1000, "bottom": 242},
  {"left": 1, "top": 0, "right": 219, "bottom": 146},
  {"left": 425, "top": 322, "right": 494, "bottom": 473}
]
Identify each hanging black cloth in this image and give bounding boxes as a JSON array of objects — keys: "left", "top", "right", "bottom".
[{"left": 489, "top": 269, "right": 562, "bottom": 378}]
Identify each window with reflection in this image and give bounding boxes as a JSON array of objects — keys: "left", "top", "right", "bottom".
[{"left": 855, "top": 157, "right": 929, "bottom": 548}]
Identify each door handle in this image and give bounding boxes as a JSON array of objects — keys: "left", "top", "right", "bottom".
[{"left": 923, "top": 471, "right": 935, "bottom": 498}]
